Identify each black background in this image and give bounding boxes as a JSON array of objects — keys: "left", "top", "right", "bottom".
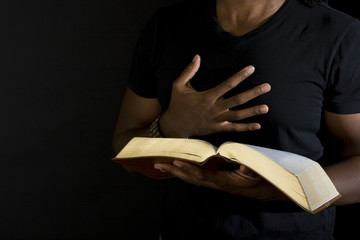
[{"left": 0, "top": 1, "right": 357, "bottom": 239}]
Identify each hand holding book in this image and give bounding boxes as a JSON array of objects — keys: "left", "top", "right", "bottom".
[
  {"left": 154, "top": 160, "right": 288, "bottom": 201},
  {"left": 113, "top": 137, "right": 341, "bottom": 214}
]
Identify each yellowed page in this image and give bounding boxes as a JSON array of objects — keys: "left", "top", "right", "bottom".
[
  {"left": 297, "top": 167, "right": 339, "bottom": 212},
  {"left": 115, "top": 138, "right": 339, "bottom": 212},
  {"left": 242, "top": 144, "right": 339, "bottom": 212},
  {"left": 218, "top": 143, "right": 310, "bottom": 211},
  {"left": 218, "top": 142, "right": 339, "bottom": 213},
  {"left": 116, "top": 137, "right": 217, "bottom": 163}
]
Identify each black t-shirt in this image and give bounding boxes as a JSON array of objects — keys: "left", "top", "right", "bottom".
[
  {"left": 128, "top": 0, "right": 360, "bottom": 238},
  {"left": 129, "top": 0, "right": 360, "bottom": 161}
]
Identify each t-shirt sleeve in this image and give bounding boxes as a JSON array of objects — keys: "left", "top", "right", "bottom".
[
  {"left": 324, "top": 20, "right": 360, "bottom": 114},
  {"left": 127, "top": 14, "right": 160, "bottom": 98}
]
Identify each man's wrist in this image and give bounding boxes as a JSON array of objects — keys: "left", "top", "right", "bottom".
[{"left": 149, "top": 115, "right": 165, "bottom": 138}]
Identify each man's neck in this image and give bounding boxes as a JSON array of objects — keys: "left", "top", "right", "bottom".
[{"left": 216, "top": 0, "right": 286, "bottom": 36}]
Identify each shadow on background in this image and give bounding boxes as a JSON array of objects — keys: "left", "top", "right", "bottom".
[
  {"left": 0, "top": 0, "right": 180, "bottom": 239},
  {"left": 0, "top": 0, "right": 357, "bottom": 239}
]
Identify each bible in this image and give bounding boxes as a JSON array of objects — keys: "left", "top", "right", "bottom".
[{"left": 112, "top": 137, "right": 341, "bottom": 214}]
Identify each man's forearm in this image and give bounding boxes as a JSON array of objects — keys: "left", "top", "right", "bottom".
[
  {"left": 325, "top": 156, "right": 360, "bottom": 205},
  {"left": 113, "top": 128, "right": 149, "bottom": 154}
]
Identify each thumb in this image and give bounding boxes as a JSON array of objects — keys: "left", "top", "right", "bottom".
[
  {"left": 238, "top": 165, "right": 260, "bottom": 179},
  {"left": 174, "top": 54, "right": 201, "bottom": 89}
]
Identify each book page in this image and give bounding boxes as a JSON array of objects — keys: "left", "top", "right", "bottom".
[
  {"left": 116, "top": 137, "right": 217, "bottom": 163},
  {"left": 244, "top": 145, "right": 339, "bottom": 211},
  {"left": 218, "top": 143, "right": 309, "bottom": 209},
  {"left": 218, "top": 142, "right": 339, "bottom": 212},
  {"left": 242, "top": 144, "right": 317, "bottom": 175},
  {"left": 297, "top": 166, "right": 340, "bottom": 212}
]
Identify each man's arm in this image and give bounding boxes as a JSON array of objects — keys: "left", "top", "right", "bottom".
[
  {"left": 113, "top": 55, "right": 271, "bottom": 175},
  {"left": 112, "top": 88, "right": 162, "bottom": 154},
  {"left": 113, "top": 55, "right": 271, "bottom": 154},
  {"left": 324, "top": 111, "right": 360, "bottom": 205},
  {"left": 153, "top": 111, "right": 360, "bottom": 205}
]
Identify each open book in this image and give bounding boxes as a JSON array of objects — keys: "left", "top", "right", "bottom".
[{"left": 113, "top": 137, "right": 341, "bottom": 214}]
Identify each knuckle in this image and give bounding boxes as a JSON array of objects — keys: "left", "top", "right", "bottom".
[
  {"left": 234, "top": 96, "right": 245, "bottom": 105},
  {"left": 226, "top": 123, "right": 244, "bottom": 132},
  {"left": 210, "top": 123, "right": 223, "bottom": 133},
  {"left": 234, "top": 111, "right": 245, "bottom": 120},
  {"left": 256, "top": 83, "right": 271, "bottom": 95},
  {"left": 203, "top": 94, "right": 215, "bottom": 103},
  {"left": 253, "top": 106, "right": 262, "bottom": 115},
  {"left": 213, "top": 101, "right": 225, "bottom": 112},
  {"left": 248, "top": 86, "right": 264, "bottom": 98},
  {"left": 256, "top": 87, "right": 264, "bottom": 96},
  {"left": 225, "top": 80, "right": 238, "bottom": 90},
  {"left": 247, "top": 124, "right": 255, "bottom": 131}
]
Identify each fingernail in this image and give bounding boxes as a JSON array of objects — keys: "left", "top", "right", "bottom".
[
  {"left": 259, "top": 105, "right": 269, "bottom": 113},
  {"left": 246, "top": 66, "right": 255, "bottom": 75},
  {"left": 250, "top": 124, "right": 261, "bottom": 130},
  {"left": 192, "top": 55, "right": 198, "bottom": 63},
  {"left": 173, "top": 160, "right": 183, "bottom": 168},
  {"left": 154, "top": 165, "right": 167, "bottom": 173},
  {"left": 261, "top": 84, "right": 271, "bottom": 92}
]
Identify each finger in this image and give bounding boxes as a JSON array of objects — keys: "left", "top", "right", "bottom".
[
  {"left": 172, "top": 160, "right": 214, "bottom": 183},
  {"left": 215, "top": 170, "right": 262, "bottom": 188},
  {"left": 213, "top": 121, "right": 263, "bottom": 132},
  {"left": 207, "top": 65, "right": 255, "bottom": 98},
  {"left": 155, "top": 161, "right": 219, "bottom": 188},
  {"left": 154, "top": 162, "right": 260, "bottom": 192},
  {"left": 173, "top": 54, "right": 201, "bottom": 90},
  {"left": 220, "top": 83, "right": 271, "bottom": 110},
  {"left": 173, "top": 161, "right": 260, "bottom": 190},
  {"left": 215, "top": 104, "right": 269, "bottom": 122},
  {"left": 122, "top": 165, "right": 141, "bottom": 176},
  {"left": 238, "top": 165, "right": 261, "bottom": 180}
]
